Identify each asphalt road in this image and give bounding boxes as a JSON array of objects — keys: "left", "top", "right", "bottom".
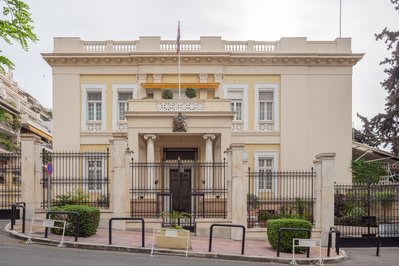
[{"left": 1, "top": 221, "right": 399, "bottom": 266}]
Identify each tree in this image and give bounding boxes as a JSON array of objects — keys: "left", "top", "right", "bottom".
[
  {"left": 357, "top": 0, "right": 399, "bottom": 155},
  {"left": 0, "top": 0, "right": 38, "bottom": 72},
  {"left": 353, "top": 113, "right": 381, "bottom": 147}
]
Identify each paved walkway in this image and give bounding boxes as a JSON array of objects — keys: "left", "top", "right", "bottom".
[{"left": 5, "top": 221, "right": 344, "bottom": 263}]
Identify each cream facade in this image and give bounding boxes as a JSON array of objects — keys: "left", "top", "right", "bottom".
[{"left": 42, "top": 36, "right": 362, "bottom": 182}]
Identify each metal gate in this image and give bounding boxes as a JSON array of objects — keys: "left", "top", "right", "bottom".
[
  {"left": 247, "top": 168, "right": 315, "bottom": 228},
  {"left": 0, "top": 152, "right": 21, "bottom": 219},
  {"left": 335, "top": 181, "right": 399, "bottom": 247},
  {"left": 40, "top": 149, "right": 110, "bottom": 209},
  {"left": 130, "top": 159, "right": 227, "bottom": 231}
]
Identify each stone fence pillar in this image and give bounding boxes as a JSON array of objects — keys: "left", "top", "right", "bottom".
[
  {"left": 230, "top": 143, "right": 248, "bottom": 240},
  {"left": 313, "top": 153, "right": 336, "bottom": 246},
  {"left": 109, "top": 133, "right": 131, "bottom": 229},
  {"left": 20, "top": 134, "right": 43, "bottom": 220}
]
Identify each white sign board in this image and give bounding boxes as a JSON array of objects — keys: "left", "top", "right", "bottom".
[
  {"left": 42, "top": 219, "right": 55, "bottom": 228},
  {"left": 298, "top": 239, "right": 317, "bottom": 247}
]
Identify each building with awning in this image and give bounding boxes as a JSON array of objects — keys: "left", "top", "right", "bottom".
[{"left": 353, "top": 140, "right": 399, "bottom": 178}]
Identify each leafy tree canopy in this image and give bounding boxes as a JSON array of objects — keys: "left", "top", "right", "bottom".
[
  {"left": 357, "top": 0, "right": 399, "bottom": 155},
  {"left": 0, "top": 0, "right": 38, "bottom": 72}
]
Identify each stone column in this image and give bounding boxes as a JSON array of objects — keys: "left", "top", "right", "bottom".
[
  {"left": 109, "top": 133, "right": 130, "bottom": 229},
  {"left": 144, "top": 134, "right": 156, "bottom": 189},
  {"left": 203, "top": 134, "right": 215, "bottom": 162},
  {"left": 144, "top": 134, "right": 156, "bottom": 162},
  {"left": 20, "top": 134, "right": 42, "bottom": 220},
  {"left": 313, "top": 153, "right": 336, "bottom": 246},
  {"left": 203, "top": 134, "right": 215, "bottom": 190},
  {"left": 230, "top": 143, "right": 247, "bottom": 240}
]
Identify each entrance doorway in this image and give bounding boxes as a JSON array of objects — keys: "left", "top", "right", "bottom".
[
  {"left": 163, "top": 148, "right": 197, "bottom": 230},
  {"left": 163, "top": 148, "right": 197, "bottom": 213},
  {"left": 170, "top": 169, "right": 191, "bottom": 213}
]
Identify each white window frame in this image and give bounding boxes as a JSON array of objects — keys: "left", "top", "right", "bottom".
[
  {"left": 230, "top": 99, "right": 243, "bottom": 121},
  {"left": 81, "top": 84, "right": 106, "bottom": 131},
  {"left": 254, "top": 151, "right": 278, "bottom": 192},
  {"left": 112, "top": 84, "right": 137, "bottom": 130},
  {"left": 82, "top": 156, "right": 106, "bottom": 192},
  {"left": 254, "top": 83, "right": 279, "bottom": 131},
  {"left": 223, "top": 84, "right": 248, "bottom": 130}
]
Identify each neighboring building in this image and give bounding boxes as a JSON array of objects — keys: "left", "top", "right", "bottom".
[
  {"left": 0, "top": 71, "right": 52, "bottom": 152},
  {"left": 42, "top": 36, "right": 362, "bottom": 183},
  {"left": 353, "top": 140, "right": 399, "bottom": 181}
]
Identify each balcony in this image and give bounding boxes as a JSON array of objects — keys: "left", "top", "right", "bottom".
[{"left": 128, "top": 99, "right": 231, "bottom": 113}]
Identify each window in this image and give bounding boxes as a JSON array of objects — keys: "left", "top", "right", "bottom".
[
  {"left": 230, "top": 100, "right": 242, "bottom": 120},
  {"left": 254, "top": 84, "right": 279, "bottom": 131},
  {"left": 146, "top": 89, "right": 154, "bottom": 99},
  {"left": 87, "top": 159, "right": 103, "bottom": 191},
  {"left": 254, "top": 151, "right": 278, "bottom": 191},
  {"left": 87, "top": 92, "right": 102, "bottom": 121},
  {"left": 112, "top": 84, "right": 137, "bottom": 130},
  {"left": 259, "top": 92, "right": 273, "bottom": 121},
  {"left": 81, "top": 84, "right": 106, "bottom": 131},
  {"left": 117, "top": 92, "right": 132, "bottom": 120},
  {"left": 223, "top": 84, "right": 248, "bottom": 129},
  {"left": 258, "top": 158, "right": 273, "bottom": 190}
]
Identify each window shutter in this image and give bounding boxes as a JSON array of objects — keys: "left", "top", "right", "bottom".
[
  {"left": 88, "top": 92, "right": 101, "bottom": 101},
  {"left": 259, "top": 91, "right": 273, "bottom": 101}
]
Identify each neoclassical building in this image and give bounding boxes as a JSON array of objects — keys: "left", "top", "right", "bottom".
[{"left": 42, "top": 36, "right": 362, "bottom": 183}]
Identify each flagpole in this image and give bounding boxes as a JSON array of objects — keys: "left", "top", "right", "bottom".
[
  {"left": 177, "top": 21, "right": 181, "bottom": 100},
  {"left": 178, "top": 47, "right": 181, "bottom": 100},
  {"left": 339, "top": 0, "right": 342, "bottom": 37}
]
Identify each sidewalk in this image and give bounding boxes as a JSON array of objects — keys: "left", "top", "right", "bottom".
[{"left": 4, "top": 221, "right": 346, "bottom": 264}]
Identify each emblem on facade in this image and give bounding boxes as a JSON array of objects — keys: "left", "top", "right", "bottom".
[{"left": 173, "top": 112, "right": 187, "bottom": 132}]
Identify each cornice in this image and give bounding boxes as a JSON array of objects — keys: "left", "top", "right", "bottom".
[{"left": 41, "top": 52, "right": 364, "bottom": 67}]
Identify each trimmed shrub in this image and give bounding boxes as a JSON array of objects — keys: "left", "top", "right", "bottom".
[
  {"left": 267, "top": 218, "right": 312, "bottom": 253},
  {"left": 162, "top": 89, "right": 173, "bottom": 99},
  {"left": 50, "top": 205, "right": 100, "bottom": 237},
  {"left": 184, "top": 88, "right": 196, "bottom": 99}
]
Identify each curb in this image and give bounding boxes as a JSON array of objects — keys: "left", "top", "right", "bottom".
[{"left": 4, "top": 223, "right": 348, "bottom": 264}]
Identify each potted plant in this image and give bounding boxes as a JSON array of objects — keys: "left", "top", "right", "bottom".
[
  {"left": 154, "top": 211, "right": 191, "bottom": 250},
  {"left": 162, "top": 89, "right": 173, "bottom": 99},
  {"left": 184, "top": 88, "right": 196, "bottom": 99}
]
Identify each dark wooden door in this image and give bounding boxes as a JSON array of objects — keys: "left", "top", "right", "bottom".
[{"left": 170, "top": 169, "right": 191, "bottom": 213}]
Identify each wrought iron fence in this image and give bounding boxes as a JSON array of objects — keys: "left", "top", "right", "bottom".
[
  {"left": 247, "top": 168, "right": 315, "bottom": 228},
  {"left": 41, "top": 149, "right": 110, "bottom": 209},
  {"left": 335, "top": 182, "right": 399, "bottom": 240},
  {"left": 0, "top": 152, "right": 21, "bottom": 218},
  {"left": 130, "top": 159, "right": 227, "bottom": 228}
]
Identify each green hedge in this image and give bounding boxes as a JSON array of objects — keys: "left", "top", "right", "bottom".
[
  {"left": 50, "top": 205, "right": 100, "bottom": 237},
  {"left": 267, "top": 218, "right": 312, "bottom": 253}
]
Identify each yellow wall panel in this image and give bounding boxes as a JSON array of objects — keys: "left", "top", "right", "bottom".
[
  {"left": 223, "top": 75, "right": 280, "bottom": 131},
  {"left": 80, "top": 144, "right": 109, "bottom": 152}
]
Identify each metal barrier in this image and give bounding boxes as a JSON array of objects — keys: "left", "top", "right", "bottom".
[
  {"left": 109, "top": 217, "right": 145, "bottom": 247},
  {"left": 277, "top": 227, "right": 311, "bottom": 257},
  {"left": 45, "top": 211, "right": 80, "bottom": 242},
  {"left": 208, "top": 224, "right": 246, "bottom": 255},
  {"left": 327, "top": 226, "right": 340, "bottom": 257},
  {"left": 11, "top": 202, "right": 26, "bottom": 233}
]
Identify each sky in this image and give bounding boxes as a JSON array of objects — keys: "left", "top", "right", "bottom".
[{"left": 2, "top": 0, "right": 398, "bottom": 128}]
